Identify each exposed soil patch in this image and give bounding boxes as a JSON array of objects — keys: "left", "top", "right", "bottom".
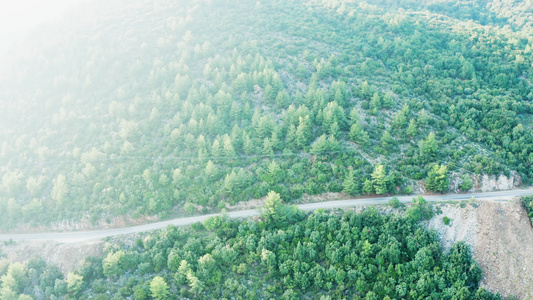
[
  {"left": 428, "top": 200, "right": 533, "bottom": 299},
  {"left": 1, "top": 214, "right": 160, "bottom": 234},
  {"left": 0, "top": 240, "right": 104, "bottom": 274}
]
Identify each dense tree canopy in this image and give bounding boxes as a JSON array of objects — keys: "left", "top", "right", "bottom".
[
  {"left": 0, "top": 202, "right": 504, "bottom": 299},
  {"left": 0, "top": 0, "right": 531, "bottom": 229}
]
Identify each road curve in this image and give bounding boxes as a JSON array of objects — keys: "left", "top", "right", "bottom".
[{"left": 1, "top": 188, "right": 532, "bottom": 243}]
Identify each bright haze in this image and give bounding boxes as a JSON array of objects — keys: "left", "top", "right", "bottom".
[{"left": 0, "top": 0, "right": 85, "bottom": 58}]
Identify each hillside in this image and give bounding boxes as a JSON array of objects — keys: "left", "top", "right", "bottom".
[
  {"left": 0, "top": 198, "right": 504, "bottom": 299},
  {"left": 0, "top": 0, "right": 532, "bottom": 229},
  {"left": 428, "top": 199, "right": 533, "bottom": 299}
]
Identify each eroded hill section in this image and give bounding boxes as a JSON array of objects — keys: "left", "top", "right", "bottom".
[
  {"left": 0, "top": 241, "right": 104, "bottom": 274},
  {"left": 429, "top": 200, "right": 533, "bottom": 299}
]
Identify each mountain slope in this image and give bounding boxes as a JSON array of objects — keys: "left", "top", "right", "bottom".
[{"left": 0, "top": 0, "right": 532, "bottom": 228}]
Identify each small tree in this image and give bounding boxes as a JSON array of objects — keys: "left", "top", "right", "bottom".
[
  {"left": 426, "top": 165, "right": 449, "bottom": 193},
  {"left": 459, "top": 174, "right": 473, "bottom": 191},
  {"left": 103, "top": 250, "right": 125, "bottom": 278},
  {"left": 150, "top": 276, "right": 169, "bottom": 300},
  {"left": 406, "top": 119, "right": 417, "bottom": 138},
  {"left": 419, "top": 132, "right": 438, "bottom": 161},
  {"left": 343, "top": 170, "right": 360, "bottom": 196},
  {"left": 388, "top": 197, "right": 403, "bottom": 209},
  {"left": 66, "top": 272, "right": 83, "bottom": 295},
  {"left": 362, "top": 179, "right": 374, "bottom": 194},
  {"left": 371, "top": 164, "right": 389, "bottom": 195},
  {"left": 262, "top": 191, "right": 285, "bottom": 224}
]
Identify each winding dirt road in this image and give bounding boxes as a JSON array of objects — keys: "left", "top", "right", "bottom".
[{"left": 1, "top": 188, "right": 532, "bottom": 243}]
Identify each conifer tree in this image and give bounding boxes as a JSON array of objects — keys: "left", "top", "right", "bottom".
[
  {"left": 371, "top": 164, "right": 388, "bottom": 195},
  {"left": 343, "top": 170, "right": 360, "bottom": 195}
]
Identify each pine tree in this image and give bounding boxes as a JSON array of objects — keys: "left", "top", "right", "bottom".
[
  {"left": 362, "top": 179, "right": 374, "bottom": 194},
  {"left": 371, "top": 164, "right": 388, "bottom": 195},
  {"left": 267, "top": 160, "right": 283, "bottom": 184},
  {"left": 380, "top": 130, "right": 394, "bottom": 151},
  {"left": 285, "top": 124, "right": 297, "bottom": 149},
  {"left": 383, "top": 92, "right": 394, "bottom": 108},
  {"left": 211, "top": 139, "right": 222, "bottom": 158},
  {"left": 349, "top": 122, "right": 369, "bottom": 146},
  {"left": 406, "top": 119, "right": 417, "bottom": 138},
  {"left": 205, "top": 160, "right": 219, "bottom": 182},
  {"left": 426, "top": 165, "right": 449, "bottom": 193},
  {"left": 311, "top": 134, "right": 329, "bottom": 154},
  {"left": 329, "top": 121, "right": 340, "bottom": 139},
  {"left": 243, "top": 133, "right": 256, "bottom": 155},
  {"left": 392, "top": 104, "right": 409, "bottom": 129},
  {"left": 262, "top": 138, "right": 274, "bottom": 156},
  {"left": 419, "top": 132, "right": 438, "bottom": 161},
  {"left": 262, "top": 191, "right": 286, "bottom": 224},
  {"left": 275, "top": 90, "right": 291, "bottom": 109},
  {"left": 370, "top": 92, "right": 381, "bottom": 110},
  {"left": 349, "top": 107, "right": 360, "bottom": 125},
  {"left": 271, "top": 129, "right": 282, "bottom": 151},
  {"left": 296, "top": 116, "right": 311, "bottom": 149},
  {"left": 150, "top": 276, "right": 169, "bottom": 300},
  {"left": 343, "top": 170, "right": 360, "bottom": 195},
  {"left": 223, "top": 135, "right": 236, "bottom": 157},
  {"left": 264, "top": 84, "right": 275, "bottom": 104}
]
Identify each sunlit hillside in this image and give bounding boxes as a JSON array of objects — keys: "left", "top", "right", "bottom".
[{"left": 0, "top": 0, "right": 532, "bottom": 229}]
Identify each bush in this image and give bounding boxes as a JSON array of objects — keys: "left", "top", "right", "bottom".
[
  {"left": 405, "top": 196, "right": 434, "bottom": 222},
  {"left": 443, "top": 216, "right": 451, "bottom": 225},
  {"left": 388, "top": 197, "right": 403, "bottom": 209}
]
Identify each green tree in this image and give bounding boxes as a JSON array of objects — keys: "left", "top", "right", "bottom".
[
  {"left": 150, "top": 276, "right": 169, "bottom": 300},
  {"left": 406, "top": 119, "right": 417, "bottom": 138},
  {"left": 382, "top": 92, "right": 394, "bottom": 108},
  {"left": 211, "top": 139, "right": 222, "bottom": 158},
  {"left": 66, "top": 272, "right": 83, "bottom": 295},
  {"left": 264, "top": 84, "right": 275, "bottom": 104},
  {"left": 370, "top": 92, "right": 381, "bottom": 110},
  {"left": 380, "top": 131, "right": 394, "bottom": 151},
  {"left": 343, "top": 170, "right": 360, "bottom": 196},
  {"left": 419, "top": 132, "right": 438, "bottom": 161},
  {"left": 0, "top": 287, "right": 17, "bottom": 300},
  {"left": 265, "top": 160, "right": 283, "bottom": 184},
  {"left": 371, "top": 164, "right": 388, "bottom": 195},
  {"left": 51, "top": 174, "right": 68, "bottom": 207},
  {"left": 275, "top": 90, "right": 291, "bottom": 109},
  {"left": 392, "top": 104, "right": 409, "bottom": 129},
  {"left": 311, "top": 134, "right": 329, "bottom": 154},
  {"left": 262, "top": 138, "right": 274, "bottom": 156},
  {"left": 426, "top": 165, "right": 449, "bottom": 193},
  {"left": 362, "top": 179, "right": 374, "bottom": 194},
  {"left": 296, "top": 116, "right": 311, "bottom": 148},
  {"left": 205, "top": 160, "right": 220, "bottom": 182},
  {"left": 262, "top": 191, "right": 286, "bottom": 224},
  {"left": 102, "top": 250, "right": 125, "bottom": 278},
  {"left": 349, "top": 122, "right": 369, "bottom": 146},
  {"left": 459, "top": 174, "right": 473, "bottom": 191},
  {"left": 349, "top": 107, "right": 360, "bottom": 125},
  {"left": 187, "top": 272, "right": 204, "bottom": 294},
  {"left": 223, "top": 135, "right": 236, "bottom": 157}
]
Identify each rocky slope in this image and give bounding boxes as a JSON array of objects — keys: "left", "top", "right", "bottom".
[{"left": 428, "top": 199, "right": 533, "bottom": 299}]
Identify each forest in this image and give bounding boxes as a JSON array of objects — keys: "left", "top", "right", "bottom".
[
  {"left": 0, "top": 195, "right": 504, "bottom": 299},
  {"left": 0, "top": 0, "right": 532, "bottom": 228},
  {"left": 1, "top": 0, "right": 532, "bottom": 297}
]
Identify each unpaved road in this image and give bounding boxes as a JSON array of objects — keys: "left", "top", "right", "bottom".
[{"left": 1, "top": 188, "right": 533, "bottom": 243}]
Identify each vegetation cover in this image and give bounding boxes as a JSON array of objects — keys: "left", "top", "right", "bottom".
[
  {"left": 0, "top": 0, "right": 532, "bottom": 228},
  {"left": 522, "top": 195, "right": 533, "bottom": 225},
  {"left": 0, "top": 197, "right": 502, "bottom": 299}
]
